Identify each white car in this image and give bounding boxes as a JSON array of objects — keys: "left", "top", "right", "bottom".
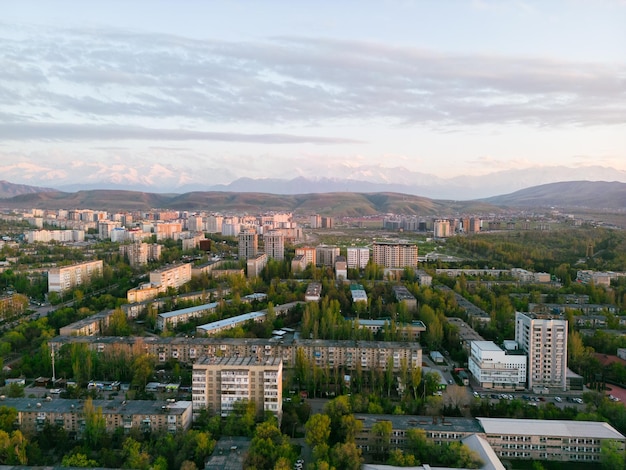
[{"left": 554, "top": 396, "right": 562, "bottom": 403}]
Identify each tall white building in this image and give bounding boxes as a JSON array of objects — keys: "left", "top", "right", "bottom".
[
  {"left": 515, "top": 312, "right": 568, "bottom": 391},
  {"left": 468, "top": 341, "right": 527, "bottom": 390},
  {"left": 346, "top": 247, "right": 370, "bottom": 269}
]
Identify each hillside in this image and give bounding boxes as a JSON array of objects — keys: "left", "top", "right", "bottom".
[
  {"left": 0, "top": 189, "right": 498, "bottom": 216},
  {"left": 483, "top": 181, "right": 626, "bottom": 210},
  {"left": 0, "top": 180, "right": 57, "bottom": 199}
]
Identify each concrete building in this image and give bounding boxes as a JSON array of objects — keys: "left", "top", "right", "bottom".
[
  {"left": 350, "top": 284, "right": 368, "bottom": 303},
  {"left": 196, "top": 311, "right": 267, "bottom": 336},
  {"left": 206, "top": 215, "right": 223, "bottom": 233},
  {"left": 433, "top": 219, "right": 451, "bottom": 238},
  {"left": 392, "top": 285, "right": 418, "bottom": 311},
  {"left": 5, "top": 398, "right": 193, "bottom": 435},
  {"left": 515, "top": 312, "right": 567, "bottom": 391},
  {"left": 353, "top": 319, "right": 426, "bottom": 341},
  {"left": 263, "top": 230, "right": 284, "bottom": 261},
  {"left": 295, "top": 247, "right": 316, "bottom": 267},
  {"left": 346, "top": 247, "right": 370, "bottom": 269},
  {"left": 192, "top": 356, "right": 282, "bottom": 420},
  {"left": 60, "top": 309, "right": 115, "bottom": 336},
  {"left": 316, "top": 245, "right": 340, "bottom": 267},
  {"left": 478, "top": 417, "right": 625, "bottom": 463},
  {"left": 238, "top": 228, "right": 258, "bottom": 260},
  {"left": 304, "top": 282, "right": 322, "bottom": 302},
  {"left": 48, "top": 260, "right": 104, "bottom": 293},
  {"left": 468, "top": 341, "right": 527, "bottom": 390},
  {"left": 26, "top": 229, "right": 85, "bottom": 243},
  {"left": 157, "top": 302, "right": 219, "bottom": 331},
  {"left": 335, "top": 255, "right": 347, "bottom": 280},
  {"left": 155, "top": 222, "right": 183, "bottom": 241},
  {"left": 291, "top": 254, "right": 307, "bottom": 273},
  {"left": 247, "top": 253, "right": 268, "bottom": 278},
  {"left": 120, "top": 242, "right": 161, "bottom": 267},
  {"left": 149, "top": 263, "right": 192, "bottom": 292},
  {"left": 372, "top": 242, "right": 418, "bottom": 269}
]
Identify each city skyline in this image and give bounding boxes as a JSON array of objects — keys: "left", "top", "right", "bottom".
[{"left": 2, "top": 1, "right": 625, "bottom": 192}]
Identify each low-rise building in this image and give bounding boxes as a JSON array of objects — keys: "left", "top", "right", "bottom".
[
  {"left": 4, "top": 398, "right": 192, "bottom": 435},
  {"left": 60, "top": 309, "right": 115, "bottom": 336},
  {"left": 304, "top": 282, "right": 322, "bottom": 302},
  {"left": 196, "top": 311, "right": 267, "bottom": 336},
  {"left": 478, "top": 417, "right": 625, "bottom": 463},
  {"left": 157, "top": 302, "right": 219, "bottom": 331},
  {"left": 468, "top": 341, "right": 527, "bottom": 390}
]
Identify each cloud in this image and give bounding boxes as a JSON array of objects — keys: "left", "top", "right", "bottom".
[
  {"left": 0, "top": 122, "right": 361, "bottom": 144},
  {"left": 0, "top": 23, "right": 623, "bottom": 134}
]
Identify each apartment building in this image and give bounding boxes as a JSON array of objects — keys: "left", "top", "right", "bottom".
[
  {"left": 149, "top": 263, "right": 192, "bottom": 292},
  {"left": 316, "top": 245, "right": 340, "bottom": 267},
  {"left": 335, "top": 255, "right": 347, "bottom": 280},
  {"left": 238, "top": 228, "right": 258, "bottom": 260},
  {"left": 119, "top": 242, "right": 161, "bottom": 267},
  {"left": 98, "top": 220, "right": 121, "bottom": 240},
  {"left": 515, "top": 312, "right": 567, "bottom": 391},
  {"left": 295, "top": 247, "right": 316, "bottom": 267},
  {"left": 59, "top": 309, "right": 115, "bottom": 336},
  {"left": 353, "top": 319, "right": 426, "bottom": 341},
  {"left": 5, "top": 398, "right": 192, "bottom": 435},
  {"left": 0, "top": 293, "right": 28, "bottom": 321},
  {"left": 392, "top": 285, "right": 417, "bottom": 311},
  {"left": 372, "top": 242, "right": 418, "bottom": 269},
  {"left": 433, "top": 219, "right": 451, "bottom": 238},
  {"left": 49, "top": 335, "right": 421, "bottom": 372},
  {"left": 478, "top": 417, "right": 625, "bottom": 463},
  {"left": 48, "top": 260, "right": 104, "bottom": 293},
  {"left": 26, "top": 229, "right": 85, "bottom": 243},
  {"left": 263, "top": 230, "right": 284, "bottom": 260},
  {"left": 157, "top": 302, "right": 219, "bottom": 331},
  {"left": 291, "top": 254, "right": 307, "bottom": 273},
  {"left": 192, "top": 356, "right": 282, "bottom": 420},
  {"left": 247, "top": 253, "right": 268, "bottom": 279},
  {"left": 468, "top": 341, "right": 527, "bottom": 390},
  {"left": 155, "top": 222, "right": 183, "bottom": 241},
  {"left": 196, "top": 311, "right": 267, "bottom": 336},
  {"left": 346, "top": 247, "right": 370, "bottom": 269}
]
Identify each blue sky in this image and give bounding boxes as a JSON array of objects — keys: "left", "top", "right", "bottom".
[{"left": 1, "top": 0, "right": 625, "bottom": 191}]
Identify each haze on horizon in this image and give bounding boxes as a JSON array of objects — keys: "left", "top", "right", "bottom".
[{"left": 1, "top": 0, "right": 625, "bottom": 194}]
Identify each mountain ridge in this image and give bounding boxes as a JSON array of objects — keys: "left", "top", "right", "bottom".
[{"left": 1, "top": 180, "right": 624, "bottom": 216}]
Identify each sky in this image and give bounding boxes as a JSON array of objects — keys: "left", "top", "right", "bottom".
[{"left": 1, "top": 0, "right": 625, "bottom": 192}]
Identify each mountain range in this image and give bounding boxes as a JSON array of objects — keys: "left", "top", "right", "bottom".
[
  {"left": 49, "top": 165, "right": 626, "bottom": 201},
  {"left": 0, "top": 180, "right": 624, "bottom": 216}
]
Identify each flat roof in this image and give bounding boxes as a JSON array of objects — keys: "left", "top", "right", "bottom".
[
  {"left": 356, "top": 413, "right": 482, "bottom": 434},
  {"left": 472, "top": 341, "right": 502, "bottom": 352},
  {"left": 159, "top": 302, "right": 218, "bottom": 319},
  {"left": 195, "top": 356, "right": 281, "bottom": 367},
  {"left": 197, "top": 311, "right": 266, "bottom": 332},
  {"left": 478, "top": 418, "right": 625, "bottom": 440}
]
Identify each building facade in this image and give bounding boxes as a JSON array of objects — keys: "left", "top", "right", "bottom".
[
  {"left": 346, "top": 247, "right": 370, "bottom": 269},
  {"left": 515, "top": 312, "right": 567, "bottom": 391},
  {"left": 263, "top": 231, "right": 284, "bottom": 261},
  {"left": 372, "top": 242, "right": 418, "bottom": 269},
  {"left": 192, "top": 357, "right": 282, "bottom": 421},
  {"left": 48, "top": 260, "right": 104, "bottom": 293},
  {"left": 238, "top": 228, "right": 258, "bottom": 260},
  {"left": 468, "top": 341, "right": 527, "bottom": 390}
]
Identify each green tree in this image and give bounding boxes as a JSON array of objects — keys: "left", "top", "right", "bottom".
[
  {"left": 61, "top": 452, "right": 98, "bottom": 468},
  {"left": 306, "top": 414, "right": 331, "bottom": 448},
  {"left": 601, "top": 439, "right": 626, "bottom": 470},
  {"left": 0, "top": 406, "right": 17, "bottom": 433}
]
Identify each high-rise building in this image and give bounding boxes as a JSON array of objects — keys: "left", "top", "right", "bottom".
[
  {"left": 238, "top": 228, "right": 258, "bottom": 260},
  {"left": 433, "top": 219, "right": 451, "bottom": 238},
  {"left": 347, "top": 247, "right": 370, "bottom": 269},
  {"left": 149, "top": 263, "right": 192, "bottom": 292},
  {"left": 263, "top": 231, "right": 284, "bottom": 260},
  {"left": 315, "top": 245, "right": 340, "bottom": 267},
  {"left": 372, "top": 242, "right": 418, "bottom": 269},
  {"left": 192, "top": 357, "right": 282, "bottom": 421},
  {"left": 515, "top": 312, "right": 567, "bottom": 391}
]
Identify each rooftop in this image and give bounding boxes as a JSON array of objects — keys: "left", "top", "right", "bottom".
[{"left": 478, "top": 417, "right": 625, "bottom": 440}]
